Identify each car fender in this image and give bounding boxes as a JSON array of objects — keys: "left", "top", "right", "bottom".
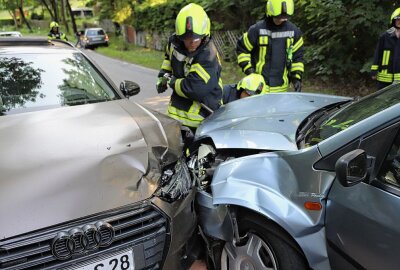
[{"left": 210, "top": 150, "right": 335, "bottom": 270}]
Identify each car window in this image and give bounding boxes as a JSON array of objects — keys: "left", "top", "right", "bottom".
[
  {"left": 87, "top": 29, "right": 104, "bottom": 36},
  {"left": 83, "top": 10, "right": 93, "bottom": 16},
  {"left": 0, "top": 51, "right": 119, "bottom": 115},
  {"left": 378, "top": 131, "right": 400, "bottom": 188},
  {"left": 305, "top": 83, "right": 400, "bottom": 146}
]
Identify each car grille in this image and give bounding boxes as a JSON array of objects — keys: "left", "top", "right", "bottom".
[{"left": 0, "top": 201, "right": 168, "bottom": 270}]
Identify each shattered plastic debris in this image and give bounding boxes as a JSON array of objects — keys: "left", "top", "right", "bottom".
[{"left": 157, "top": 158, "right": 194, "bottom": 202}]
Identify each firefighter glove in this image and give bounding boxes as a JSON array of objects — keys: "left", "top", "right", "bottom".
[
  {"left": 156, "top": 77, "right": 167, "bottom": 93},
  {"left": 370, "top": 70, "right": 378, "bottom": 80},
  {"left": 168, "top": 76, "right": 177, "bottom": 91},
  {"left": 156, "top": 73, "right": 171, "bottom": 94},
  {"left": 244, "top": 67, "right": 255, "bottom": 75},
  {"left": 293, "top": 79, "right": 302, "bottom": 92}
]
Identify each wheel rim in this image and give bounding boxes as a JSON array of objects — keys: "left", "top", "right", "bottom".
[{"left": 221, "top": 233, "right": 278, "bottom": 270}]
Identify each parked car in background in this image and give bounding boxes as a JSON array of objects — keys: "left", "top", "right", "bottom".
[
  {"left": 0, "top": 31, "right": 22, "bottom": 37},
  {"left": 79, "top": 28, "right": 109, "bottom": 49},
  {"left": 0, "top": 38, "right": 197, "bottom": 270},
  {"left": 71, "top": 7, "right": 94, "bottom": 18},
  {"left": 189, "top": 85, "right": 400, "bottom": 270}
]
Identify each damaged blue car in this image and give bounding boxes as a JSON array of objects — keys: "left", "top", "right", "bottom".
[{"left": 189, "top": 85, "right": 400, "bottom": 270}]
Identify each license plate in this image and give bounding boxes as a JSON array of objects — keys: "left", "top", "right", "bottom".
[
  {"left": 77, "top": 250, "right": 134, "bottom": 270},
  {"left": 92, "top": 37, "right": 101, "bottom": 41}
]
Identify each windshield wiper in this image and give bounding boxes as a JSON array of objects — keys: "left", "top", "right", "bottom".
[
  {"left": 296, "top": 110, "right": 327, "bottom": 144},
  {"left": 65, "top": 97, "right": 110, "bottom": 106},
  {"left": 296, "top": 100, "right": 353, "bottom": 146}
]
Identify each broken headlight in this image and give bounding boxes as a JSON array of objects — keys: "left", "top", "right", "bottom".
[{"left": 156, "top": 157, "right": 194, "bottom": 202}]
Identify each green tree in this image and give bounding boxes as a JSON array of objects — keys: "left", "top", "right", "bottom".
[
  {"left": 0, "top": 57, "right": 44, "bottom": 112},
  {"left": 294, "top": 0, "right": 398, "bottom": 84},
  {"left": 0, "top": 0, "right": 19, "bottom": 29}
]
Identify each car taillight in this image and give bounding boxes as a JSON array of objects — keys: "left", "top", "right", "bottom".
[
  {"left": 105, "top": 34, "right": 109, "bottom": 41},
  {"left": 84, "top": 37, "right": 89, "bottom": 41}
]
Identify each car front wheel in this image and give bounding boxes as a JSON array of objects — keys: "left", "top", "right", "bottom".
[{"left": 221, "top": 211, "right": 308, "bottom": 270}]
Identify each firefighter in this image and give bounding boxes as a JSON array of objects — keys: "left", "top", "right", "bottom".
[
  {"left": 156, "top": 3, "right": 223, "bottom": 131},
  {"left": 223, "top": 73, "right": 269, "bottom": 104},
  {"left": 371, "top": 8, "right": 400, "bottom": 89},
  {"left": 236, "top": 0, "right": 304, "bottom": 93},
  {"left": 48, "top": 21, "right": 68, "bottom": 41}
]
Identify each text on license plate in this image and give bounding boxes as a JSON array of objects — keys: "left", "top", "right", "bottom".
[{"left": 78, "top": 250, "right": 134, "bottom": 270}]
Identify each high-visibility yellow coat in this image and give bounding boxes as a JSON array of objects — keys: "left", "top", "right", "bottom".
[
  {"left": 158, "top": 35, "right": 223, "bottom": 128},
  {"left": 237, "top": 18, "right": 304, "bottom": 93}
]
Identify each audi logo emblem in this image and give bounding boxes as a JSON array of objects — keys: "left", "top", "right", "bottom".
[{"left": 51, "top": 221, "right": 115, "bottom": 260}]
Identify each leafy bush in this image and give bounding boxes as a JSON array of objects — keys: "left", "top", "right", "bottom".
[{"left": 294, "top": 0, "right": 398, "bottom": 83}]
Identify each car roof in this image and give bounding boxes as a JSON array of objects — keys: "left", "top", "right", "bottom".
[
  {"left": 85, "top": 28, "right": 104, "bottom": 31},
  {"left": 0, "top": 31, "right": 22, "bottom": 36},
  {"left": 0, "top": 37, "right": 77, "bottom": 53}
]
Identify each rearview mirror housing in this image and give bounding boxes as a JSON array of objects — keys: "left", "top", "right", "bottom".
[
  {"left": 120, "top": 80, "right": 140, "bottom": 97},
  {"left": 335, "top": 149, "right": 367, "bottom": 187}
]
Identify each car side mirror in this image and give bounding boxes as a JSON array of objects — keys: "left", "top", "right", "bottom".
[
  {"left": 120, "top": 80, "right": 140, "bottom": 97},
  {"left": 335, "top": 149, "right": 368, "bottom": 187}
]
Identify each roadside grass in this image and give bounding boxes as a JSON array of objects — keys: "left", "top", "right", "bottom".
[
  {"left": 0, "top": 11, "right": 11, "bottom": 20},
  {"left": 1, "top": 24, "right": 49, "bottom": 37},
  {"left": 70, "top": 0, "right": 91, "bottom": 7},
  {"left": 96, "top": 37, "right": 166, "bottom": 70},
  {"left": 21, "top": 27, "right": 48, "bottom": 37}
]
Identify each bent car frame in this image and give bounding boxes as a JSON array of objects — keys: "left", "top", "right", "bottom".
[
  {"left": 0, "top": 38, "right": 196, "bottom": 270},
  {"left": 189, "top": 85, "right": 400, "bottom": 270}
]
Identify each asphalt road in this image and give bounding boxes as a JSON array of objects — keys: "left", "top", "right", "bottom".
[{"left": 83, "top": 49, "right": 170, "bottom": 113}]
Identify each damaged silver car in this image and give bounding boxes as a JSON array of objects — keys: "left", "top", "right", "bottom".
[
  {"left": 0, "top": 38, "right": 196, "bottom": 270},
  {"left": 189, "top": 85, "right": 400, "bottom": 270}
]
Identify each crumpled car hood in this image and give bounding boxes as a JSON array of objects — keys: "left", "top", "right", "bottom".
[
  {"left": 0, "top": 99, "right": 182, "bottom": 239},
  {"left": 196, "top": 93, "right": 350, "bottom": 151}
]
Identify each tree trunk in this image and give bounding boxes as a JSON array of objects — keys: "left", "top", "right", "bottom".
[
  {"left": 66, "top": 0, "right": 77, "bottom": 34},
  {"left": 40, "top": 0, "right": 54, "bottom": 20},
  {"left": 60, "top": 0, "right": 69, "bottom": 32},
  {"left": 110, "top": 0, "right": 115, "bottom": 12},
  {"left": 8, "top": 10, "right": 18, "bottom": 30},
  {"left": 50, "top": 0, "right": 59, "bottom": 22},
  {"left": 18, "top": 6, "right": 32, "bottom": 32}
]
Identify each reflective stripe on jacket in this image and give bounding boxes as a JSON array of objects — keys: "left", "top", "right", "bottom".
[
  {"left": 48, "top": 31, "right": 68, "bottom": 41},
  {"left": 371, "top": 28, "right": 400, "bottom": 84},
  {"left": 237, "top": 19, "right": 304, "bottom": 92},
  {"left": 158, "top": 35, "right": 223, "bottom": 128}
]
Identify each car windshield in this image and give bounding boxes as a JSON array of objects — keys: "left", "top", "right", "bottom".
[
  {"left": 0, "top": 51, "right": 119, "bottom": 115},
  {"left": 303, "top": 83, "right": 400, "bottom": 146},
  {"left": 87, "top": 29, "right": 105, "bottom": 36}
]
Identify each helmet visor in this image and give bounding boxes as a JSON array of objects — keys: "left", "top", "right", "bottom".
[
  {"left": 178, "top": 30, "right": 204, "bottom": 41},
  {"left": 273, "top": 13, "right": 289, "bottom": 20},
  {"left": 240, "top": 82, "right": 264, "bottom": 96}
]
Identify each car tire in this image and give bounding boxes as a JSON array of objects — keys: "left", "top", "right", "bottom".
[{"left": 220, "top": 211, "right": 308, "bottom": 270}]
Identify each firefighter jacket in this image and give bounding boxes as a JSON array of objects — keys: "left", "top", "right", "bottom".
[
  {"left": 236, "top": 18, "right": 304, "bottom": 92},
  {"left": 48, "top": 31, "right": 68, "bottom": 41},
  {"left": 158, "top": 34, "right": 223, "bottom": 128},
  {"left": 371, "top": 28, "right": 400, "bottom": 84},
  {"left": 222, "top": 84, "right": 240, "bottom": 104}
]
